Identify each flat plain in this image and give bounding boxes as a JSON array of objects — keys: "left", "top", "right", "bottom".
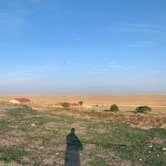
[
  {"left": 0, "top": 94, "right": 166, "bottom": 165},
  {"left": 0, "top": 93, "right": 166, "bottom": 110}
]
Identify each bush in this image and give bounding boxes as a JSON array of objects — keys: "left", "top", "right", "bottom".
[
  {"left": 89, "top": 109, "right": 98, "bottom": 116},
  {"left": 135, "top": 106, "right": 152, "bottom": 113},
  {"left": 61, "top": 102, "right": 70, "bottom": 109},
  {"left": 78, "top": 101, "right": 83, "bottom": 105},
  {"left": 109, "top": 104, "right": 119, "bottom": 112}
]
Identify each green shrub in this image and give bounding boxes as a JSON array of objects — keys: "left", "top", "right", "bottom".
[
  {"left": 135, "top": 106, "right": 152, "bottom": 113},
  {"left": 89, "top": 109, "right": 99, "bottom": 117},
  {"left": 110, "top": 104, "right": 119, "bottom": 112},
  {"left": 78, "top": 101, "right": 83, "bottom": 105},
  {"left": 61, "top": 102, "right": 70, "bottom": 109}
]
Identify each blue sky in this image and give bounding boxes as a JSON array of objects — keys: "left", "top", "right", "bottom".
[{"left": 0, "top": 0, "right": 166, "bottom": 93}]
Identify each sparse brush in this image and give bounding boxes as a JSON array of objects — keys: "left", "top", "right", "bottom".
[
  {"left": 109, "top": 104, "right": 119, "bottom": 112},
  {"left": 135, "top": 106, "right": 152, "bottom": 113},
  {"left": 0, "top": 105, "right": 166, "bottom": 166},
  {"left": 78, "top": 101, "right": 83, "bottom": 105},
  {"left": 61, "top": 102, "right": 70, "bottom": 109}
]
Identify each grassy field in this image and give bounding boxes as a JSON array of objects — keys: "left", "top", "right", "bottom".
[
  {"left": 0, "top": 103, "right": 166, "bottom": 166},
  {"left": 1, "top": 94, "right": 166, "bottom": 113},
  {"left": 1, "top": 94, "right": 166, "bottom": 128}
]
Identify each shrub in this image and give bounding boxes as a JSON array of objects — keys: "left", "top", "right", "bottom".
[
  {"left": 61, "top": 102, "right": 70, "bottom": 109},
  {"left": 78, "top": 101, "right": 83, "bottom": 105},
  {"left": 135, "top": 106, "right": 152, "bottom": 113},
  {"left": 89, "top": 109, "right": 98, "bottom": 116},
  {"left": 110, "top": 104, "right": 119, "bottom": 112}
]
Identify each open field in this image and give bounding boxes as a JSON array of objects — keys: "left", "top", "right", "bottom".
[
  {"left": 0, "top": 94, "right": 166, "bottom": 111},
  {"left": 0, "top": 103, "right": 166, "bottom": 166},
  {"left": 1, "top": 94, "right": 166, "bottom": 106},
  {"left": 0, "top": 94, "right": 166, "bottom": 129},
  {"left": 0, "top": 95, "right": 166, "bottom": 165}
]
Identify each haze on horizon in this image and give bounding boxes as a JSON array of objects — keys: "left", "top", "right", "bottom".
[{"left": 0, "top": 0, "right": 166, "bottom": 93}]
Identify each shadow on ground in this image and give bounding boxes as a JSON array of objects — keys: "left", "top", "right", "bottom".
[{"left": 64, "top": 128, "right": 83, "bottom": 166}]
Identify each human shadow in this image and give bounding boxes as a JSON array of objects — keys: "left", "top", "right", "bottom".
[{"left": 64, "top": 128, "right": 83, "bottom": 166}]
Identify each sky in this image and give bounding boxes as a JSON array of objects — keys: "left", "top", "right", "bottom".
[{"left": 0, "top": 0, "right": 166, "bottom": 93}]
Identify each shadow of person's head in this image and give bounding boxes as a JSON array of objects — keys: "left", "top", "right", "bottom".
[{"left": 70, "top": 128, "right": 75, "bottom": 134}]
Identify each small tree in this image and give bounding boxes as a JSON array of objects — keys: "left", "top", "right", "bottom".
[
  {"left": 135, "top": 106, "right": 152, "bottom": 113},
  {"left": 61, "top": 102, "right": 70, "bottom": 109},
  {"left": 78, "top": 101, "right": 83, "bottom": 106},
  {"left": 110, "top": 104, "right": 119, "bottom": 112}
]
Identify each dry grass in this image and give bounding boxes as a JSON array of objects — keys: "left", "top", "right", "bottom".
[
  {"left": 0, "top": 104, "right": 166, "bottom": 166},
  {"left": 0, "top": 94, "right": 166, "bottom": 129},
  {"left": 0, "top": 93, "right": 166, "bottom": 111}
]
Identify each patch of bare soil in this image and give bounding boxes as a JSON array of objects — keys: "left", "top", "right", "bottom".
[
  {"left": 150, "top": 137, "right": 166, "bottom": 145},
  {"left": 44, "top": 122, "right": 60, "bottom": 129},
  {"left": 0, "top": 161, "right": 21, "bottom": 166}
]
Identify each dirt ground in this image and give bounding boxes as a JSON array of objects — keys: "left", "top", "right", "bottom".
[{"left": 0, "top": 94, "right": 166, "bottom": 113}]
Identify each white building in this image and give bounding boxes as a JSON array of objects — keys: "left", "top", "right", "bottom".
[{"left": 9, "top": 98, "right": 31, "bottom": 106}]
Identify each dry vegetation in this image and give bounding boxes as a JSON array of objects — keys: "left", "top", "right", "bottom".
[
  {"left": 0, "top": 94, "right": 166, "bottom": 111},
  {"left": 0, "top": 103, "right": 166, "bottom": 166},
  {"left": 0, "top": 94, "right": 166, "bottom": 165},
  {"left": 0, "top": 94, "right": 166, "bottom": 129}
]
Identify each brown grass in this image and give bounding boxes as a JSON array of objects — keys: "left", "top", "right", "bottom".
[
  {"left": 0, "top": 93, "right": 166, "bottom": 111},
  {"left": 0, "top": 94, "right": 166, "bottom": 128},
  {"left": 0, "top": 102, "right": 166, "bottom": 165}
]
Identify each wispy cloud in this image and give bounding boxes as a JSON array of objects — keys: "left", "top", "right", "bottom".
[
  {"left": 108, "top": 22, "right": 166, "bottom": 34},
  {"left": 88, "top": 61, "right": 132, "bottom": 75},
  {"left": 119, "top": 23, "right": 166, "bottom": 33},
  {"left": 107, "top": 62, "right": 131, "bottom": 71},
  {"left": 128, "top": 41, "right": 155, "bottom": 47}
]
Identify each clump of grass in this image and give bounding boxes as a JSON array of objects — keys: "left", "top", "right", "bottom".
[
  {"left": 1, "top": 106, "right": 166, "bottom": 165},
  {"left": 0, "top": 146, "right": 27, "bottom": 163},
  {"left": 105, "top": 104, "right": 119, "bottom": 112},
  {"left": 88, "top": 109, "right": 98, "bottom": 119},
  {"left": 0, "top": 120, "right": 10, "bottom": 134},
  {"left": 110, "top": 104, "right": 119, "bottom": 112},
  {"left": 88, "top": 109, "right": 104, "bottom": 119},
  {"left": 149, "top": 128, "right": 166, "bottom": 138},
  {"left": 78, "top": 101, "right": 83, "bottom": 106},
  {"left": 61, "top": 102, "right": 70, "bottom": 109},
  {"left": 104, "top": 104, "right": 119, "bottom": 112}
]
